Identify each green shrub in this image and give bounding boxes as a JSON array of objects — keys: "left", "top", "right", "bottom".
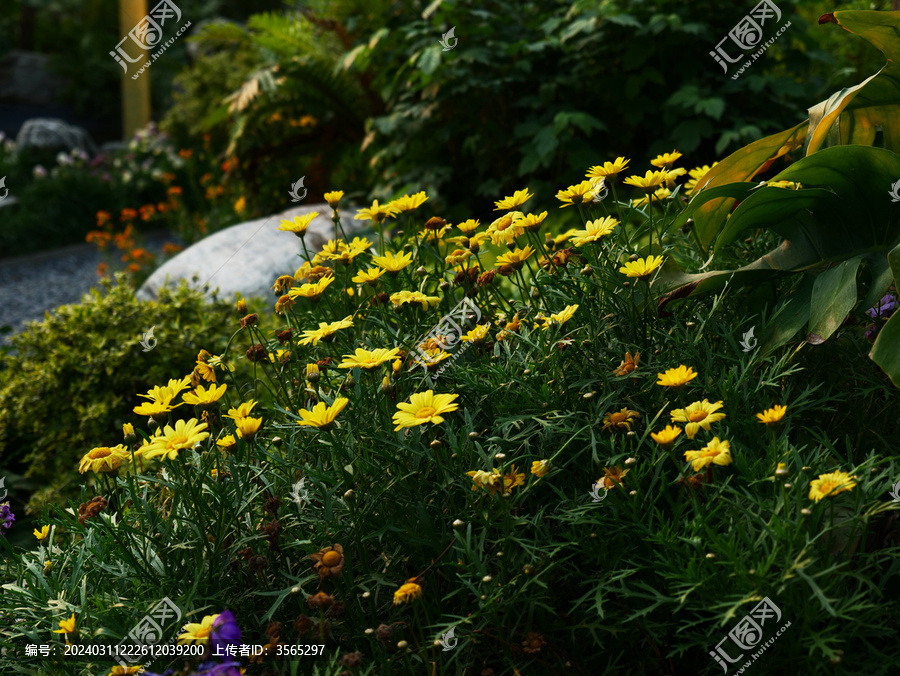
[{"left": 0, "top": 274, "right": 246, "bottom": 513}]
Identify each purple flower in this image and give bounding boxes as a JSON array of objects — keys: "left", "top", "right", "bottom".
[
  {"left": 865, "top": 323, "right": 878, "bottom": 340},
  {"left": 866, "top": 293, "right": 898, "bottom": 319},
  {"left": 209, "top": 610, "right": 241, "bottom": 656},
  {"left": 0, "top": 502, "right": 14, "bottom": 536}
]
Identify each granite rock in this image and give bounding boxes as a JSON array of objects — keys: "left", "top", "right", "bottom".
[{"left": 137, "top": 203, "right": 357, "bottom": 302}]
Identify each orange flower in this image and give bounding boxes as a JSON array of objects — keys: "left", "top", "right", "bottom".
[{"left": 178, "top": 149, "right": 193, "bottom": 159}]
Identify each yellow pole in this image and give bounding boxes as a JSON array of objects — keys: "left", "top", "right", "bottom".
[{"left": 119, "top": 0, "right": 151, "bottom": 140}]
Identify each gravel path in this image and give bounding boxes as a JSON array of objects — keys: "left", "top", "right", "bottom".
[{"left": 0, "top": 232, "right": 180, "bottom": 345}]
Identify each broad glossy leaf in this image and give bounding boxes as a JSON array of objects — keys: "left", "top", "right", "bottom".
[
  {"left": 806, "top": 256, "right": 864, "bottom": 344},
  {"left": 684, "top": 122, "right": 807, "bottom": 247},
  {"left": 810, "top": 12, "right": 900, "bottom": 154},
  {"left": 759, "top": 274, "right": 815, "bottom": 355},
  {"left": 870, "top": 311, "right": 900, "bottom": 386},
  {"left": 870, "top": 240, "right": 900, "bottom": 385}
]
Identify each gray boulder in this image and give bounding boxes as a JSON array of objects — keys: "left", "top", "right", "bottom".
[
  {"left": 137, "top": 203, "right": 360, "bottom": 302},
  {"left": 15, "top": 118, "right": 99, "bottom": 156}
]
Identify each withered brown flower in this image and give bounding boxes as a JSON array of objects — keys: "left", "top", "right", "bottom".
[{"left": 310, "top": 544, "right": 345, "bottom": 579}]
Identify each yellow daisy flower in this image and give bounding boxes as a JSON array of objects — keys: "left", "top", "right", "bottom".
[
  {"left": 277, "top": 212, "right": 318, "bottom": 236},
  {"left": 495, "top": 245, "right": 535, "bottom": 270},
  {"left": 390, "top": 290, "right": 441, "bottom": 309},
  {"left": 177, "top": 613, "right": 220, "bottom": 645},
  {"left": 531, "top": 460, "right": 551, "bottom": 478},
  {"left": 683, "top": 437, "right": 732, "bottom": 472},
  {"left": 663, "top": 167, "right": 687, "bottom": 188},
  {"left": 339, "top": 347, "right": 401, "bottom": 370},
  {"left": 650, "top": 425, "right": 682, "bottom": 449},
  {"left": 324, "top": 190, "right": 344, "bottom": 208},
  {"left": 297, "top": 398, "right": 349, "bottom": 431},
  {"left": 182, "top": 383, "right": 228, "bottom": 407},
  {"left": 556, "top": 180, "right": 600, "bottom": 208},
  {"left": 650, "top": 150, "right": 682, "bottom": 169},
  {"left": 757, "top": 405, "right": 787, "bottom": 427},
  {"left": 461, "top": 324, "right": 491, "bottom": 343},
  {"left": 372, "top": 250, "right": 413, "bottom": 275},
  {"left": 570, "top": 216, "right": 618, "bottom": 247},
  {"left": 456, "top": 218, "right": 480, "bottom": 234},
  {"left": 657, "top": 365, "right": 698, "bottom": 388},
  {"left": 354, "top": 199, "right": 399, "bottom": 224},
  {"left": 808, "top": 470, "right": 856, "bottom": 502},
  {"left": 34, "top": 525, "right": 51, "bottom": 541},
  {"left": 142, "top": 418, "right": 210, "bottom": 461},
  {"left": 467, "top": 469, "right": 502, "bottom": 494},
  {"left": 388, "top": 191, "right": 429, "bottom": 212},
  {"left": 78, "top": 445, "right": 131, "bottom": 474},
  {"left": 633, "top": 187, "right": 672, "bottom": 208},
  {"left": 352, "top": 267, "right": 385, "bottom": 285},
  {"left": 299, "top": 317, "right": 354, "bottom": 346},
  {"left": 53, "top": 614, "right": 76, "bottom": 637},
  {"left": 224, "top": 400, "right": 257, "bottom": 420},
  {"left": 685, "top": 163, "right": 718, "bottom": 195},
  {"left": 586, "top": 157, "right": 630, "bottom": 180},
  {"left": 619, "top": 255, "right": 664, "bottom": 279},
  {"left": 393, "top": 581, "right": 423, "bottom": 605},
  {"left": 216, "top": 434, "right": 237, "bottom": 452},
  {"left": 445, "top": 248, "right": 472, "bottom": 266},
  {"left": 520, "top": 211, "right": 548, "bottom": 233},
  {"left": 623, "top": 170, "right": 668, "bottom": 192},
  {"left": 234, "top": 416, "right": 262, "bottom": 440},
  {"left": 393, "top": 391, "right": 460, "bottom": 431},
  {"left": 288, "top": 276, "right": 335, "bottom": 301},
  {"left": 494, "top": 188, "right": 534, "bottom": 211},
  {"left": 670, "top": 400, "right": 726, "bottom": 439}
]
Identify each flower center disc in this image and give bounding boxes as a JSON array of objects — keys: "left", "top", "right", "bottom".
[
  {"left": 416, "top": 406, "right": 437, "bottom": 419},
  {"left": 688, "top": 411, "right": 708, "bottom": 422},
  {"left": 90, "top": 448, "right": 112, "bottom": 459},
  {"left": 322, "top": 551, "right": 342, "bottom": 566}
]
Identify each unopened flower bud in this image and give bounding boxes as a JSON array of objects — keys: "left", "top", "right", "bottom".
[
  {"left": 416, "top": 266, "right": 428, "bottom": 277},
  {"left": 452, "top": 519, "right": 465, "bottom": 530}
]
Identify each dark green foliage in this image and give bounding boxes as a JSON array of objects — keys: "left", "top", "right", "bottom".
[{"left": 0, "top": 275, "right": 238, "bottom": 513}]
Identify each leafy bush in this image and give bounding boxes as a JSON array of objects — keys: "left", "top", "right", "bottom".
[
  {"left": 0, "top": 274, "right": 247, "bottom": 513},
  {"left": 0, "top": 139, "right": 898, "bottom": 673}
]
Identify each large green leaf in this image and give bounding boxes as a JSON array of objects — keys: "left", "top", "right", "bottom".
[
  {"left": 870, "top": 310, "right": 900, "bottom": 387},
  {"left": 658, "top": 146, "right": 900, "bottom": 320},
  {"left": 809, "top": 11, "right": 900, "bottom": 154},
  {"left": 681, "top": 122, "right": 807, "bottom": 247},
  {"left": 870, "top": 240, "right": 900, "bottom": 385},
  {"left": 806, "top": 256, "right": 864, "bottom": 344}
]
